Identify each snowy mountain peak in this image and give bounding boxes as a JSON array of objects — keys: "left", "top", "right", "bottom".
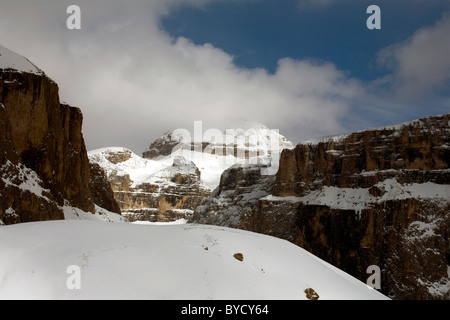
[
  {"left": 231, "top": 120, "right": 270, "bottom": 131},
  {"left": 88, "top": 147, "right": 135, "bottom": 165},
  {"left": 149, "top": 156, "right": 202, "bottom": 184},
  {"left": 0, "top": 44, "right": 43, "bottom": 75},
  {"left": 143, "top": 122, "right": 294, "bottom": 160},
  {"left": 171, "top": 156, "right": 199, "bottom": 174}
]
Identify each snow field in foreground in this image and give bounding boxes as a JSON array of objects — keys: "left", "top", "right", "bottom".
[{"left": 0, "top": 220, "right": 388, "bottom": 300}]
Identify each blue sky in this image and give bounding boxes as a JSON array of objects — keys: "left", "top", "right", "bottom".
[
  {"left": 162, "top": 0, "right": 449, "bottom": 80},
  {"left": 0, "top": 0, "right": 449, "bottom": 152},
  {"left": 159, "top": 0, "right": 450, "bottom": 139}
]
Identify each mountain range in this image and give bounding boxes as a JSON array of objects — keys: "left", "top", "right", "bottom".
[
  {"left": 0, "top": 44, "right": 389, "bottom": 300},
  {"left": 89, "top": 123, "right": 293, "bottom": 222},
  {"left": 191, "top": 113, "right": 450, "bottom": 299},
  {"left": 1, "top": 43, "right": 449, "bottom": 300}
]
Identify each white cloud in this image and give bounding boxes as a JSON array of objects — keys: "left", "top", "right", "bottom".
[
  {"left": 377, "top": 12, "right": 450, "bottom": 99},
  {"left": 0, "top": 0, "right": 365, "bottom": 153}
]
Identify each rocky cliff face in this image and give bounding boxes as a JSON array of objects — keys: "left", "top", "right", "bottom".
[
  {"left": 89, "top": 148, "right": 211, "bottom": 222},
  {"left": 89, "top": 162, "right": 121, "bottom": 215},
  {"left": 191, "top": 162, "right": 275, "bottom": 228},
  {"left": 191, "top": 114, "right": 450, "bottom": 299},
  {"left": 0, "top": 45, "right": 120, "bottom": 224},
  {"left": 92, "top": 123, "right": 294, "bottom": 223},
  {"left": 272, "top": 114, "right": 450, "bottom": 196}
]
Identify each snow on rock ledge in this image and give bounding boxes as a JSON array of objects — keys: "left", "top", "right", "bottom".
[{"left": 88, "top": 148, "right": 211, "bottom": 223}]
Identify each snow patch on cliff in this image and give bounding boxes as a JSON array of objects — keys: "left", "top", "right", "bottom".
[
  {"left": 1, "top": 160, "right": 51, "bottom": 201},
  {"left": 264, "top": 178, "right": 450, "bottom": 212}
]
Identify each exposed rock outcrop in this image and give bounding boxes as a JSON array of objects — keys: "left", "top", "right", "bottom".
[
  {"left": 191, "top": 162, "right": 275, "bottom": 228},
  {"left": 89, "top": 148, "right": 211, "bottom": 222},
  {"left": 0, "top": 45, "right": 120, "bottom": 224},
  {"left": 142, "top": 122, "right": 294, "bottom": 160},
  {"left": 191, "top": 113, "right": 450, "bottom": 300},
  {"left": 89, "top": 162, "right": 121, "bottom": 214},
  {"left": 92, "top": 123, "right": 294, "bottom": 223},
  {"left": 272, "top": 114, "right": 450, "bottom": 196}
]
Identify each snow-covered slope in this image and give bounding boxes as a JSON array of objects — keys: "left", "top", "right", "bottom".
[
  {"left": 89, "top": 122, "right": 295, "bottom": 223},
  {"left": 141, "top": 122, "right": 294, "bottom": 189},
  {"left": 0, "top": 44, "right": 42, "bottom": 75},
  {"left": 88, "top": 147, "right": 213, "bottom": 222},
  {"left": 144, "top": 122, "right": 294, "bottom": 160},
  {"left": 91, "top": 122, "right": 294, "bottom": 193},
  {"left": 89, "top": 146, "right": 227, "bottom": 192},
  {"left": 63, "top": 203, "right": 129, "bottom": 223},
  {"left": 88, "top": 147, "right": 176, "bottom": 188},
  {"left": 0, "top": 219, "right": 388, "bottom": 300},
  {"left": 218, "top": 121, "right": 295, "bottom": 156}
]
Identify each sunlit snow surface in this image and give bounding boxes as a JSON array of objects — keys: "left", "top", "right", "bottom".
[
  {"left": 0, "top": 44, "right": 42, "bottom": 74},
  {"left": 89, "top": 146, "right": 276, "bottom": 191},
  {"left": 0, "top": 219, "right": 388, "bottom": 300}
]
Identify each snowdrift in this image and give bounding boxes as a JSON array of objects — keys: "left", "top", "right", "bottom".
[{"left": 0, "top": 219, "right": 388, "bottom": 300}]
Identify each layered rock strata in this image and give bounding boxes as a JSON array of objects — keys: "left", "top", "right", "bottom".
[
  {"left": 191, "top": 162, "right": 275, "bottom": 228},
  {"left": 0, "top": 45, "right": 120, "bottom": 224},
  {"left": 89, "top": 148, "right": 210, "bottom": 222},
  {"left": 191, "top": 114, "right": 450, "bottom": 299}
]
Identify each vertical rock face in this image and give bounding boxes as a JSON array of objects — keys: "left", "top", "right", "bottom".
[
  {"left": 272, "top": 115, "right": 450, "bottom": 196},
  {"left": 88, "top": 162, "right": 121, "bottom": 214},
  {"left": 0, "top": 45, "right": 118, "bottom": 224},
  {"left": 191, "top": 162, "right": 275, "bottom": 228},
  {"left": 192, "top": 114, "right": 450, "bottom": 299}
]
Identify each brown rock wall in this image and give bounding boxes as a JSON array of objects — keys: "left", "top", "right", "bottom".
[
  {"left": 1, "top": 64, "right": 119, "bottom": 223},
  {"left": 192, "top": 113, "right": 450, "bottom": 299}
]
